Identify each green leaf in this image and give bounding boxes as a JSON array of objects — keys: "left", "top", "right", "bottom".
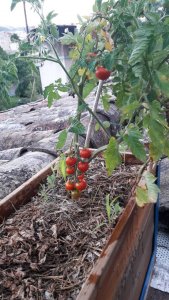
[
  {"left": 129, "top": 26, "right": 153, "bottom": 65},
  {"left": 58, "top": 154, "right": 67, "bottom": 181},
  {"left": 69, "top": 118, "right": 86, "bottom": 135},
  {"left": 136, "top": 186, "right": 149, "bottom": 207},
  {"left": 152, "top": 46, "right": 169, "bottom": 68},
  {"left": 149, "top": 119, "right": 166, "bottom": 149},
  {"left": 154, "top": 68, "right": 169, "bottom": 97},
  {"left": 103, "top": 137, "right": 121, "bottom": 176},
  {"left": 149, "top": 142, "right": 163, "bottom": 161},
  {"left": 144, "top": 171, "right": 160, "bottom": 203},
  {"left": 136, "top": 171, "right": 160, "bottom": 207},
  {"left": 11, "top": 0, "right": 22, "bottom": 11},
  {"left": 106, "top": 194, "right": 111, "bottom": 224},
  {"left": 103, "top": 121, "right": 110, "bottom": 128},
  {"left": 56, "top": 130, "right": 67, "bottom": 150},
  {"left": 44, "top": 84, "right": 61, "bottom": 107},
  {"left": 59, "top": 32, "right": 77, "bottom": 45},
  {"left": 55, "top": 78, "right": 69, "bottom": 92},
  {"left": 96, "top": 0, "right": 102, "bottom": 11},
  {"left": 101, "top": 94, "right": 110, "bottom": 111},
  {"left": 83, "top": 81, "right": 96, "bottom": 99},
  {"left": 95, "top": 123, "right": 100, "bottom": 131},
  {"left": 101, "top": 52, "right": 116, "bottom": 71},
  {"left": 114, "top": 202, "right": 122, "bottom": 215},
  {"left": 120, "top": 101, "right": 140, "bottom": 119},
  {"left": 123, "top": 125, "right": 146, "bottom": 162}
]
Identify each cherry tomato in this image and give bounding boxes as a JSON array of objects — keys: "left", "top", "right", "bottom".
[
  {"left": 66, "top": 156, "right": 77, "bottom": 167},
  {"left": 71, "top": 190, "right": 81, "bottom": 200},
  {"left": 66, "top": 167, "right": 75, "bottom": 175},
  {"left": 65, "top": 180, "right": 75, "bottom": 191},
  {"left": 77, "top": 174, "right": 85, "bottom": 181},
  {"left": 75, "top": 180, "right": 87, "bottom": 191},
  {"left": 86, "top": 52, "right": 97, "bottom": 63},
  {"left": 87, "top": 52, "right": 97, "bottom": 57},
  {"left": 95, "top": 66, "right": 111, "bottom": 80},
  {"left": 79, "top": 148, "right": 92, "bottom": 159},
  {"left": 78, "top": 161, "right": 89, "bottom": 172}
]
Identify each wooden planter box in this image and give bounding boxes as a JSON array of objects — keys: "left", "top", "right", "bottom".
[{"left": 0, "top": 153, "right": 158, "bottom": 300}]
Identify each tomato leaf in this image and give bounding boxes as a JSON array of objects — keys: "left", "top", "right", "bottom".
[
  {"left": 154, "top": 67, "right": 169, "bottom": 97},
  {"left": 83, "top": 81, "right": 96, "bottom": 99},
  {"left": 136, "top": 171, "right": 160, "bottom": 206},
  {"left": 103, "top": 137, "right": 121, "bottom": 176},
  {"left": 95, "top": 123, "right": 100, "bottom": 131},
  {"left": 123, "top": 125, "right": 147, "bottom": 162},
  {"left": 105, "top": 194, "right": 111, "bottom": 224},
  {"left": 59, "top": 32, "right": 77, "bottom": 45},
  {"left": 56, "top": 129, "right": 68, "bottom": 150},
  {"left": 69, "top": 118, "right": 86, "bottom": 135},
  {"left": 58, "top": 154, "right": 67, "bottom": 181},
  {"left": 136, "top": 186, "right": 149, "bottom": 207},
  {"left": 103, "top": 121, "right": 110, "bottom": 128},
  {"left": 144, "top": 171, "right": 160, "bottom": 203},
  {"left": 101, "top": 94, "right": 110, "bottom": 111},
  {"left": 44, "top": 83, "right": 61, "bottom": 108}
]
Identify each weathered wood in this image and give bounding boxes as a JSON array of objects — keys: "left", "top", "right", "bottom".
[{"left": 77, "top": 200, "right": 154, "bottom": 300}]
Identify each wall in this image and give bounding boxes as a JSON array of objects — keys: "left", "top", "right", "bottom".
[{"left": 39, "top": 43, "right": 72, "bottom": 91}]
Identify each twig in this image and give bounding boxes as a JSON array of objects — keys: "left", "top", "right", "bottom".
[{"left": 85, "top": 80, "right": 104, "bottom": 148}]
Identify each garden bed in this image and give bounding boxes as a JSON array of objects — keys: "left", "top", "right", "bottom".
[{"left": 0, "top": 157, "right": 141, "bottom": 299}]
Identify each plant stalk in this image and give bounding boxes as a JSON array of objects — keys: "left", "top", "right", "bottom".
[
  {"left": 85, "top": 80, "right": 103, "bottom": 148},
  {"left": 20, "top": 55, "right": 110, "bottom": 138}
]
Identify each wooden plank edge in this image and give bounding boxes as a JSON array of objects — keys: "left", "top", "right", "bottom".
[{"left": 0, "top": 156, "right": 60, "bottom": 222}]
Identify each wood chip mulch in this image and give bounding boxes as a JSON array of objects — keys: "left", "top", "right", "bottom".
[{"left": 0, "top": 157, "right": 141, "bottom": 300}]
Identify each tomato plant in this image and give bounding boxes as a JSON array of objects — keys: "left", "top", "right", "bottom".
[{"left": 13, "top": 0, "right": 169, "bottom": 204}]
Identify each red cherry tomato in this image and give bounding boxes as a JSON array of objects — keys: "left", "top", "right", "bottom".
[
  {"left": 75, "top": 180, "right": 87, "bottom": 191},
  {"left": 79, "top": 148, "right": 92, "bottom": 159},
  {"left": 95, "top": 66, "right": 111, "bottom": 80},
  {"left": 66, "top": 157, "right": 77, "bottom": 167},
  {"left": 66, "top": 167, "right": 75, "bottom": 175},
  {"left": 78, "top": 161, "right": 89, "bottom": 172},
  {"left": 77, "top": 174, "right": 85, "bottom": 181},
  {"left": 65, "top": 180, "right": 75, "bottom": 191}
]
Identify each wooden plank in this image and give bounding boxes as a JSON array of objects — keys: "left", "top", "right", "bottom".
[{"left": 77, "top": 200, "right": 154, "bottom": 300}]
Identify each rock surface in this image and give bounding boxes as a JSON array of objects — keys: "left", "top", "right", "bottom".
[{"left": 0, "top": 93, "right": 119, "bottom": 200}]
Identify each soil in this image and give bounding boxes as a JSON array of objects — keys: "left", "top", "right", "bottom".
[{"left": 0, "top": 157, "right": 141, "bottom": 300}]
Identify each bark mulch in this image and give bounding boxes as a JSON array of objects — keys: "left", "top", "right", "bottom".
[{"left": 0, "top": 157, "right": 141, "bottom": 299}]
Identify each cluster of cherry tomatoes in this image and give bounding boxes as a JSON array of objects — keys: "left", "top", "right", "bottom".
[{"left": 65, "top": 148, "right": 92, "bottom": 197}]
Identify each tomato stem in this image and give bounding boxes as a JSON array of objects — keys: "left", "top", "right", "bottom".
[{"left": 85, "top": 80, "right": 104, "bottom": 148}]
